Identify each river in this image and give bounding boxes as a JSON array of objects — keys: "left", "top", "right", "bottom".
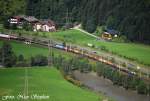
[{"left": 73, "top": 71, "right": 150, "bottom": 101}]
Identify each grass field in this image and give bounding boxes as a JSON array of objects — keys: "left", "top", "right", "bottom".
[
  {"left": 1, "top": 28, "right": 150, "bottom": 65},
  {"left": 0, "top": 67, "right": 102, "bottom": 101},
  {"left": 0, "top": 40, "right": 75, "bottom": 59},
  {"left": 0, "top": 40, "right": 97, "bottom": 67},
  {"left": 36, "top": 29, "right": 150, "bottom": 66}
]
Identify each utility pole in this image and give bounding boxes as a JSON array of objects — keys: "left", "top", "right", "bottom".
[
  {"left": 66, "top": 8, "right": 69, "bottom": 24},
  {"left": 48, "top": 40, "right": 53, "bottom": 67},
  {"left": 137, "top": 66, "right": 141, "bottom": 78},
  {"left": 147, "top": 71, "right": 149, "bottom": 96},
  {"left": 2, "top": 48, "right": 4, "bottom": 66},
  {"left": 65, "top": 8, "right": 73, "bottom": 24},
  {"left": 54, "top": 9, "right": 73, "bottom": 25}
]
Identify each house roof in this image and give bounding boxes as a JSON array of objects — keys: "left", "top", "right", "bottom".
[
  {"left": 104, "top": 32, "right": 110, "bottom": 35},
  {"left": 13, "top": 16, "right": 22, "bottom": 19},
  {"left": 11, "top": 15, "right": 38, "bottom": 23},
  {"left": 11, "top": 16, "right": 55, "bottom": 27},
  {"left": 40, "top": 19, "right": 55, "bottom": 27},
  {"left": 23, "top": 16, "right": 38, "bottom": 22},
  {"left": 106, "top": 29, "right": 118, "bottom": 35}
]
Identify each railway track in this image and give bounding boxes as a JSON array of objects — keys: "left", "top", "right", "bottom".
[{"left": 0, "top": 33, "right": 149, "bottom": 80}]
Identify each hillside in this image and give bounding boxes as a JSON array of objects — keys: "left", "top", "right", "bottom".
[
  {"left": 0, "top": 1, "right": 149, "bottom": 100},
  {"left": 0, "top": 0, "right": 150, "bottom": 43},
  {"left": 46, "top": 29, "right": 150, "bottom": 66},
  {"left": 0, "top": 67, "right": 103, "bottom": 101},
  {"left": 7, "top": 29, "right": 150, "bottom": 66}
]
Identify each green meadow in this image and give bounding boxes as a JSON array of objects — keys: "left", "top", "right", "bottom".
[
  {"left": 0, "top": 40, "right": 107, "bottom": 101},
  {"left": 38, "top": 29, "right": 150, "bottom": 66},
  {"left": 0, "top": 40, "right": 75, "bottom": 59},
  {"left": 0, "top": 67, "right": 103, "bottom": 101},
  {"left": 0, "top": 40, "right": 96, "bottom": 66},
  {"left": 1, "top": 28, "right": 150, "bottom": 66}
]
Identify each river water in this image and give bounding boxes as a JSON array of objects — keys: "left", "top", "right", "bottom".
[{"left": 73, "top": 71, "right": 150, "bottom": 101}]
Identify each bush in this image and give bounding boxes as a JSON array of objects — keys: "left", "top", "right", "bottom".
[
  {"left": 137, "top": 81, "right": 147, "bottom": 94},
  {"left": 42, "top": 32, "right": 47, "bottom": 37},
  {"left": 65, "top": 75, "right": 82, "bottom": 87},
  {"left": 31, "top": 55, "right": 48, "bottom": 66},
  {"left": 63, "top": 23, "right": 73, "bottom": 29},
  {"left": 18, "top": 54, "right": 24, "bottom": 62},
  {"left": 112, "top": 35, "right": 129, "bottom": 43},
  {"left": 95, "top": 61, "right": 149, "bottom": 94},
  {"left": 94, "top": 26, "right": 105, "bottom": 36},
  {"left": 15, "top": 61, "right": 30, "bottom": 67},
  {"left": 100, "top": 46, "right": 109, "bottom": 52}
]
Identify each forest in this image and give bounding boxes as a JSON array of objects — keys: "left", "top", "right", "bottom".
[{"left": 0, "top": 0, "right": 150, "bottom": 43}]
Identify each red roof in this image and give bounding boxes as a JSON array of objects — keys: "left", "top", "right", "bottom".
[{"left": 13, "top": 16, "right": 23, "bottom": 20}]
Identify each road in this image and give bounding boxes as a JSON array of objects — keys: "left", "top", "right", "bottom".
[
  {"left": 72, "top": 25, "right": 150, "bottom": 76},
  {"left": 72, "top": 24, "right": 105, "bottom": 41}
]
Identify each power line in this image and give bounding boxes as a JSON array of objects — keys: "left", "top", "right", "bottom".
[{"left": 48, "top": 40, "right": 53, "bottom": 67}]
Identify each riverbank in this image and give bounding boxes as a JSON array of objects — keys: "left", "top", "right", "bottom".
[{"left": 73, "top": 71, "right": 150, "bottom": 101}]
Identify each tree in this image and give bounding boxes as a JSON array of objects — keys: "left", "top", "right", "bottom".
[
  {"left": 1, "top": 0, "right": 150, "bottom": 43},
  {"left": 0, "top": 48, "right": 2, "bottom": 63},
  {"left": 18, "top": 54, "right": 24, "bottom": 62},
  {"left": 106, "top": 16, "right": 116, "bottom": 29},
  {"left": 96, "top": 62, "right": 104, "bottom": 76},
  {"left": 0, "top": 0, "right": 26, "bottom": 23},
  {"left": 30, "top": 55, "right": 48, "bottom": 66},
  {"left": 137, "top": 80, "right": 147, "bottom": 94},
  {"left": 3, "top": 17, "right": 10, "bottom": 29},
  {"left": 85, "top": 17, "right": 97, "bottom": 33},
  {"left": 23, "top": 22, "right": 33, "bottom": 31},
  {"left": 78, "top": 58, "right": 91, "bottom": 72},
  {"left": 1, "top": 42, "right": 17, "bottom": 67}
]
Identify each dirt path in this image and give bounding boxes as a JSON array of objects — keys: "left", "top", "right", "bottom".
[{"left": 73, "top": 25, "right": 105, "bottom": 41}]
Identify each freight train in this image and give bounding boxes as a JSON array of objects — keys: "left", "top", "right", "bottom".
[
  {"left": 0, "top": 33, "right": 17, "bottom": 40},
  {"left": 0, "top": 33, "right": 137, "bottom": 76}
]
